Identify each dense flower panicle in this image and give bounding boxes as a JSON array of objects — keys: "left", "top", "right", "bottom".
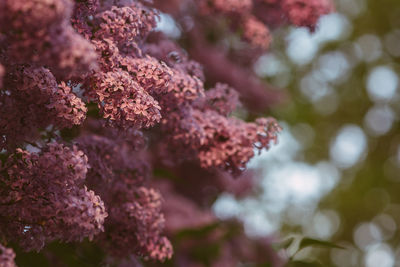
[
  {"left": 86, "top": 70, "right": 161, "bottom": 129},
  {"left": 119, "top": 56, "right": 173, "bottom": 95},
  {"left": 0, "top": 143, "right": 107, "bottom": 251},
  {"left": 94, "top": 3, "right": 157, "bottom": 45},
  {"left": 153, "top": 54, "right": 268, "bottom": 166},
  {"left": 48, "top": 26, "right": 98, "bottom": 79},
  {"left": 198, "top": 0, "right": 253, "bottom": 15},
  {"left": 162, "top": 106, "right": 281, "bottom": 174},
  {"left": 48, "top": 82, "right": 88, "bottom": 127},
  {"left": 177, "top": 60, "right": 206, "bottom": 82},
  {"left": 161, "top": 108, "right": 206, "bottom": 149},
  {"left": 92, "top": 38, "right": 122, "bottom": 71},
  {"left": 0, "top": 0, "right": 73, "bottom": 33},
  {"left": 0, "top": 244, "right": 16, "bottom": 267},
  {"left": 71, "top": 0, "right": 99, "bottom": 38},
  {"left": 138, "top": 42, "right": 205, "bottom": 109},
  {"left": 143, "top": 40, "right": 205, "bottom": 109},
  {"left": 77, "top": 132, "right": 172, "bottom": 261},
  {"left": 242, "top": 16, "right": 272, "bottom": 50},
  {"left": 253, "top": 117, "right": 282, "bottom": 149},
  {"left": 76, "top": 130, "right": 149, "bottom": 189},
  {"left": 282, "top": 0, "right": 335, "bottom": 30},
  {"left": 194, "top": 83, "right": 240, "bottom": 115},
  {"left": 0, "top": 0, "right": 98, "bottom": 79},
  {"left": 0, "top": 67, "right": 86, "bottom": 149},
  {"left": 88, "top": 28, "right": 205, "bottom": 125},
  {"left": 84, "top": 6, "right": 177, "bottom": 130},
  {"left": 144, "top": 38, "right": 206, "bottom": 82},
  {"left": 162, "top": 67, "right": 205, "bottom": 108},
  {"left": 193, "top": 112, "right": 277, "bottom": 173},
  {"left": 59, "top": 187, "right": 107, "bottom": 241},
  {"left": 107, "top": 187, "right": 173, "bottom": 261}
]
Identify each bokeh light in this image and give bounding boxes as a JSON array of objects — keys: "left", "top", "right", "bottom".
[{"left": 213, "top": 0, "right": 400, "bottom": 265}]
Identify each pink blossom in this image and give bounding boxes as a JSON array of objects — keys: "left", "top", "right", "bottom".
[
  {"left": 0, "top": 143, "right": 107, "bottom": 251},
  {"left": 282, "top": 0, "right": 335, "bottom": 30},
  {"left": 0, "top": 244, "right": 16, "bottom": 267}
]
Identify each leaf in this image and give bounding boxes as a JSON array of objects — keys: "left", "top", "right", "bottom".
[
  {"left": 176, "top": 222, "right": 220, "bottom": 240},
  {"left": 152, "top": 168, "right": 179, "bottom": 181},
  {"left": 287, "top": 260, "right": 324, "bottom": 267},
  {"left": 257, "top": 263, "right": 273, "bottom": 267},
  {"left": 298, "top": 238, "right": 345, "bottom": 251},
  {"left": 190, "top": 242, "right": 220, "bottom": 264},
  {"left": 272, "top": 237, "right": 295, "bottom": 251}
]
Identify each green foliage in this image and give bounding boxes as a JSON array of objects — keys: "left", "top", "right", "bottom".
[{"left": 297, "top": 238, "right": 344, "bottom": 251}]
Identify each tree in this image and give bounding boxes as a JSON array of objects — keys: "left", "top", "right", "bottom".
[{"left": 0, "top": 0, "right": 333, "bottom": 266}]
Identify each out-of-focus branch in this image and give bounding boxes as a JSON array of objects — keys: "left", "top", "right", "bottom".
[{"left": 187, "top": 27, "right": 284, "bottom": 112}]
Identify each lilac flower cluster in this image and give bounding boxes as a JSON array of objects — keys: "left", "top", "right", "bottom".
[
  {"left": 0, "top": 66, "right": 86, "bottom": 149},
  {"left": 0, "top": 143, "right": 107, "bottom": 252},
  {"left": 282, "top": 0, "right": 335, "bottom": 29},
  {"left": 0, "top": 244, "right": 16, "bottom": 267},
  {"left": 0, "top": 0, "right": 98, "bottom": 79},
  {"left": 76, "top": 129, "right": 173, "bottom": 261},
  {"left": 0, "top": 0, "right": 334, "bottom": 265}
]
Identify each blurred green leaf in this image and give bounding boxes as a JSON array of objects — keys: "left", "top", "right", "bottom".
[
  {"left": 298, "top": 238, "right": 345, "bottom": 251},
  {"left": 272, "top": 237, "right": 295, "bottom": 251},
  {"left": 189, "top": 242, "right": 220, "bottom": 265},
  {"left": 287, "top": 260, "right": 324, "bottom": 267},
  {"left": 175, "top": 222, "right": 220, "bottom": 240}
]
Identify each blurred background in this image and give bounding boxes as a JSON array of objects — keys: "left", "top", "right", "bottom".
[{"left": 204, "top": 0, "right": 400, "bottom": 266}]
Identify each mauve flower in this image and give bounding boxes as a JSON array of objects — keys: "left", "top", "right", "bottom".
[
  {"left": 198, "top": 0, "right": 253, "bottom": 15},
  {"left": 76, "top": 130, "right": 172, "bottom": 261},
  {"left": 162, "top": 106, "right": 280, "bottom": 174},
  {"left": 242, "top": 16, "right": 272, "bottom": 50},
  {"left": 0, "top": 143, "right": 107, "bottom": 252},
  {"left": 0, "top": 66, "right": 86, "bottom": 149},
  {"left": 0, "top": 0, "right": 98, "bottom": 79},
  {"left": 94, "top": 3, "right": 157, "bottom": 44},
  {"left": 282, "top": 0, "right": 335, "bottom": 30},
  {"left": 84, "top": 70, "right": 161, "bottom": 129},
  {"left": 0, "top": 244, "right": 16, "bottom": 267},
  {"left": 194, "top": 82, "right": 240, "bottom": 116}
]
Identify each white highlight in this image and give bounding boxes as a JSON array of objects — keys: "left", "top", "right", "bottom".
[
  {"left": 367, "top": 66, "right": 398, "bottom": 102},
  {"left": 155, "top": 13, "right": 181, "bottom": 39},
  {"left": 330, "top": 125, "right": 367, "bottom": 169}
]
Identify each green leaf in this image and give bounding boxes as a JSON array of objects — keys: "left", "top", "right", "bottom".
[
  {"left": 287, "top": 260, "right": 324, "bottom": 267},
  {"left": 176, "top": 222, "right": 220, "bottom": 240},
  {"left": 189, "top": 242, "right": 220, "bottom": 264},
  {"left": 257, "top": 263, "right": 273, "bottom": 267},
  {"left": 298, "top": 238, "right": 345, "bottom": 251},
  {"left": 152, "top": 168, "right": 179, "bottom": 181},
  {"left": 272, "top": 237, "right": 295, "bottom": 251}
]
